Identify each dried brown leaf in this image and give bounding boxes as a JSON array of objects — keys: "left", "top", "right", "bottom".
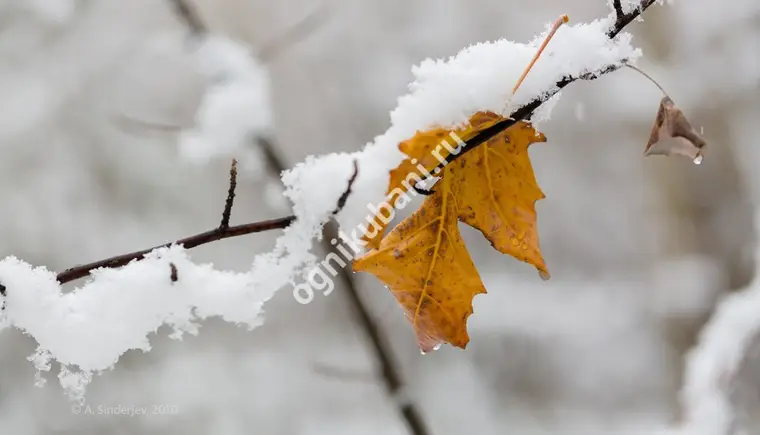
[{"left": 645, "top": 96, "right": 707, "bottom": 163}]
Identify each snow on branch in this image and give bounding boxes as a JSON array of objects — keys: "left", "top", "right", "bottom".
[
  {"left": 297, "top": 3, "right": 651, "bottom": 238},
  {"left": 0, "top": 160, "right": 358, "bottom": 400},
  {"left": 0, "top": 0, "right": 660, "bottom": 399},
  {"left": 670, "top": 212, "right": 760, "bottom": 435}
]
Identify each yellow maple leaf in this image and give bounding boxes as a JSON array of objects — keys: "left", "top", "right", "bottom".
[
  {"left": 362, "top": 111, "right": 504, "bottom": 249},
  {"left": 362, "top": 13, "right": 571, "bottom": 250},
  {"left": 354, "top": 164, "right": 487, "bottom": 352},
  {"left": 354, "top": 116, "right": 548, "bottom": 350},
  {"left": 455, "top": 120, "right": 549, "bottom": 278}
]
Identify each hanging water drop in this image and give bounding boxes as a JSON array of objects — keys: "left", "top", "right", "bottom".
[
  {"left": 693, "top": 154, "right": 703, "bottom": 165},
  {"left": 420, "top": 343, "right": 442, "bottom": 355}
]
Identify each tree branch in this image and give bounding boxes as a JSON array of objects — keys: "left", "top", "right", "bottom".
[
  {"left": 53, "top": 156, "right": 358, "bottom": 286},
  {"left": 253, "top": 137, "right": 432, "bottom": 435},
  {"left": 168, "top": 0, "right": 325, "bottom": 61},
  {"left": 440, "top": 0, "right": 657, "bottom": 170},
  {"left": 0, "top": 6, "right": 661, "bottom": 427},
  {"left": 612, "top": 0, "right": 626, "bottom": 23},
  {"left": 56, "top": 216, "right": 295, "bottom": 285},
  {"left": 610, "top": 0, "right": 656, "bottom": 36},
  {"left": 257, "top": 4, "right": 330, "bottom": 62},
  {"left": 220, "top": 159, "right": 238, "bottom": 229},
  {"left": 168, "top": 0, "right": 206, "bottom": 35}
]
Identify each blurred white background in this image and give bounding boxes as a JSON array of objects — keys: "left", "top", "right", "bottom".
[{"left": 0, "top": 0, "right": 758, "bottom": 434}]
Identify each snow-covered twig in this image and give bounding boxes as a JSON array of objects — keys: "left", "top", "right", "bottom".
[
  {"left": 610, "top": 0, "right": 657, "bottom": 33},
  {"left": 442, "top": 0, "right": 657, "bottom": 170}
]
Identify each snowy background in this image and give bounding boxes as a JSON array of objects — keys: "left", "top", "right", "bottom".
[{"left": 0, "top": 0, "right": 759, "bottom": 434}]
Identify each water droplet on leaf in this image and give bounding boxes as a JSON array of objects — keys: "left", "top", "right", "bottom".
[{"left": 420, "top": 343, "right": 442, "bottom": 355}]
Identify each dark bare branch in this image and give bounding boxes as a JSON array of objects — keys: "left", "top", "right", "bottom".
[
  {"left": 54, "top": 158, "right": 359, "bottom": 285},
  {"left": 56, "top": 216, "right": 295, "bottom": 285},
  {"left": 612, "top": 0, "right": 625, "bottom": 22},
  {"left": 167, "top": 0, "right": 206, "bottom": 35},
  {"left": 334, "top": 160, "right": 359, "bottom": 214},
  {"left": 257, "top": 4, "right": 330, "bottom": 62},
  {"left": 169, "top": 263, "right": 179, "bottom": 283},
  {"left": 169, "top": 0, "right": 327, "bottom": 62},
  {"left": 220, "top": 159, "right": 238, "bottom": 229},
  {"left": 254, "top": 136, "right": 431, "bottom": 435},
  {"left": 255, "top": 136, "right": 289, "bottom": 177},
  {"left": 609, "top": 0, "right": 657, "bottom": 38}
]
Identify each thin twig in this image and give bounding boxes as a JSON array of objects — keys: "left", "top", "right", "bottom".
[
  {"left": 169, "top": 263, "right": 179, "bottom": 283},
  {"left": 311, "top": 363, "right": 377, "bottom": 383},
  {"left": 52, "top": 153, "right": 357, "bottom": 286},
  {"left": 168, "top": 0, "right": 206, "bottom": 35},
  {"left": 168, "top": 0, "right": 327, "bottom": 62},
  {"left": 56, "top": 216, "right": 295, "bottom": 284},
  {"left": 334, "top": 161, "right": 358, "bottom": 213},
  {"left": 220, "top": 159, "right": 238, "bottom": 229},
  {"left": 609, "top": 0, "right": 656, "bottom": 37},
  {"left": 258, "top": 4, "right": 330, "bottom": 62},
  {"left": 255, "top": 136, "right": 288, "bottom": 178},
  {"left": 612, "top": 0, "right": 625, "bottom": 22},
  {"left": 54, "top": 153, "right": 358, "bottom": 286},
  {"left": 256, "top": 136, "right": 412, "bottom": 428},
  {"left": 332, "top": 226, "right": 430, "bottom": 435}
]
